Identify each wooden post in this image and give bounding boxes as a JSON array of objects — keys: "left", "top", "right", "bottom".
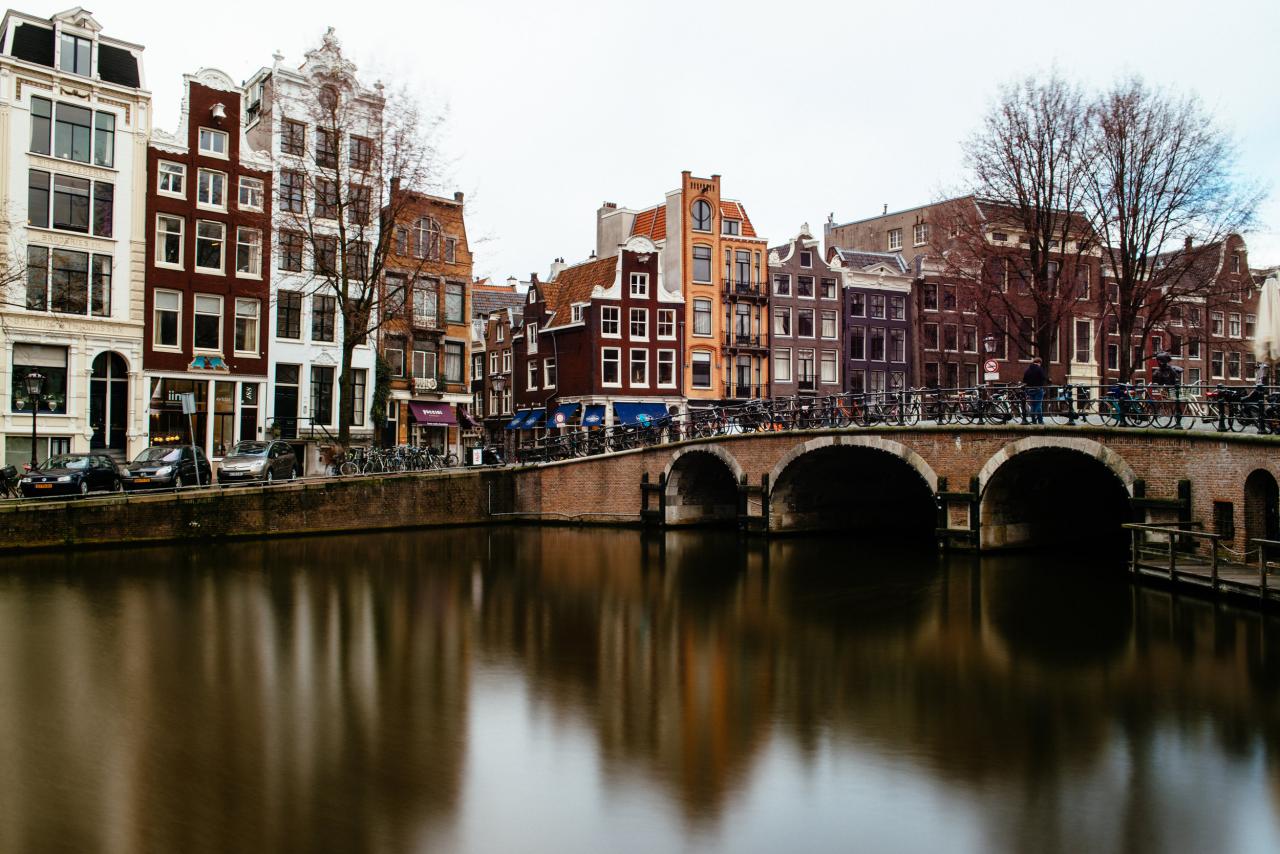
[
  {"left": 1210, "top": 537, "right": 1219, "bottom": 593},
  {"left": 1130, "top": 527, "right": 1139, "bottom": 574},
  {"left": 1168, "top": 535, "right": 1176, "bottom": 581},
  {"left": 1262, "top": 542, "right": 1269, "bottom": 601}
]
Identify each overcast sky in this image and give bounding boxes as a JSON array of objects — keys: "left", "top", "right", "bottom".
[{"left": 95, "top": 0, "right": 1280, "bottom": 279}]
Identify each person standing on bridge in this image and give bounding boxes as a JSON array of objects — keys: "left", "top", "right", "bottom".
[{"left": 1022, "top": 357, "right": 1048, "bottom": 424}]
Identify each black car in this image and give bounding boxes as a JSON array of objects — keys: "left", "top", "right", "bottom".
[
  {"left": 20, "top": 454, "right": 122, "bottom": 497},
  {"left": 217, "top": 440, "right": 297, "bottom": 484},
  {"left": 121, "top": 445, "right": 212, "bottom": 490}
]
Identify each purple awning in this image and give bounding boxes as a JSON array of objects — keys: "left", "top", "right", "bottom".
[{"left": 409, "top": 402, "right": 457, "bottom": 425}]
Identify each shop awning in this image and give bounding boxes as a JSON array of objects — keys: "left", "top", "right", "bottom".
[
  {"left": 522, "top": 408, "right": 547, "bottom": 429},
  {"left": 458, "top": 405, "right": 480, "bottom": 429},
  {"left": 614, "top": 402, "right": 669, "bottom": 426},
  {"left": 409, "top": 402, "right": 457, "bottom": 425},
  {"left": 506, "top": 411, "right": 530, "bottom": 430},
  {"left": 582, "top": 405, "right": 605, "bottom": 427},
  {"left": 549, "top": 402, "right": 580, "bottom": 427}
]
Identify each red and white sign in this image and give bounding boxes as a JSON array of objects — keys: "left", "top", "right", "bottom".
[{"left": 983, "top": 359, "right": 998, "bottom": 374}]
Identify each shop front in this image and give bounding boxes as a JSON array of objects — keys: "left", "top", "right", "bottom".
[
  {"left": 147, "top": 375, "right": 265, "bottom": 460},
  {"left": 407, "top": 401, "right": 458, "bottom": 454}
]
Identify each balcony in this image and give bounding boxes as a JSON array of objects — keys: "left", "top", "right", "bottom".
[
  {"left": 413, "top": 374, "right": 443, "bottom": 395},
  {"left": 723, "top": 332, "right": 768, "bottom": 353},
  {"left": 723, "top": 280, "right": 768, "bottom": 302},
  {"left": 727, "top": 383, "right": 764, "bottom": 400},
  {"left": 412, "top": 312, "right": 443, "bottom": 332}
]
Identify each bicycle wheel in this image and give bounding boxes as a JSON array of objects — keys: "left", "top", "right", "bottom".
[{"left": 901, "top": 402, "right": 920, "bottom": 426}]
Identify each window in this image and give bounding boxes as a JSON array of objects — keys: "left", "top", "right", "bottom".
[
  {"left": 943, "top": 324, "right": 958, "bottom": 352},
  {"left": 313, "top": 236, "right": 337, "bottom": 275},
  {"left": 692, "top": 300, "right": 712, "bottom": 336},
  {"left": 90, "top": 111, "right": 114, "bottom": 167},
  {"left": 198, "top": 128, "right": 228, "bottom": 158},
  {"left": 28, "top": 169, "right": 49, "bottom": 228},
  {"left": 657, "top": 350, "right": 676, "bottom": 387},
  {"left": 312, "top": 295, "right": 336, "bottom": 342},
  {"left": 238, "top": 177, "right": 264, "bottom": 210},
  {"left": 91, "top": 180, "right": 112, "bottom": 236},
  {"left": 54, "top": 103, "right": 91, "bottom": 163},
  {"left": 848, "top": 292, "right": 865, "bottom": 317},
  {"left": 922, "top": 283, "right": 938, "bottom": 311},
  {"left": 278, "top": 231, "right": 304, "bottom": 272},
  {"left": 888, "top": 228, "right": 902, "bottom": 250},
  {"left": 277, "top": 292, "right": 302, "bottom": 339},
  {"left": 1211, "top": 311, "right": 1224, "bottom": 336},
  {"left": 311, "top": 366, "right": 334, "bottom": 425},
  {"left": 195, "top": 221, "right": 225, "bottom": 272},
  {"left": 797, "top": 276, "right": 815, "bottom": 298},
  {"left": 445, "top": 237, "right": 457, "bottom": 263},
  {"left": 922, "top": 322, "right": 939, "bottom": 351},
  {"left": 1074, "top": 319, "right": 1092, "bottom": 364},
  {"left": 387, "top": 348, "right": 405, "bottom": 377},
  {"left": 1106, "top": 343, "right": 1119, "bottom": 371},
  {"left": 602, "top": 347, "right": 621, "bottom": 386},
  {"left": 1227, "top": 352, "right": 1242, "bottom": 380},
  {"left": 349, "top": 183, "right": 370, "bottom": 224},
  {"left": 1231, "top": 253, "right": 1241, "bottom": 274},
  {"left": 797, "top": 309, "right": 815, "bottom": 338},
  {"left": 279, "top": 169, "right": 304, "bottom": 213},
  {"left": 691, "top": 352, "right": 712, "bottom": 389},
  {"left": 1229, "top": 313, "right": 1242, "bottom": 338},
  {"left": 942, "top": 286, "right": 957, "bottom": 310},
  {"left": 821, "top": 350, "right": 838, "bottom": 383},
  {"left": 889, "top": 296, "right": 905, "bottom": 321},
  {"left": 446, "top": 282, "right": 464, "bottom": 323},
  {"left": 849, "top": 326, "right": 865, "bottom": 360},
  {"left": 734, "top": 251, "right": 752, "bottom": 286},
  {"left": 657, "top": 309, "right": 676, "bottom": 339},
  {"left": 869, "top": 294, "right": 885, "bottom": 319},
  {"left": 1187, "top": 307, "right": 1202, "bottom": 328},
  {"left": 281, "top": 120, "right": 306, "bottom": 156},
  {"left": 234, "top": 299, "right": 259, "bottom": 353},
  {"left": 1211, "top": 351, "right": 1224, "bottom": 378},
  {"left": 526, "top": 359, "right": 539, "bottom": 390},
  {"left": 59, "top": 33, "right": 91, "bottom": 75},
  {"left": 774, "top": 348, "right": 792, "bottom": 382},
  {"left": 52, "top": 174, "right": 90, "bottom": 233},
  {"left": 153, "top": 290, "right": 181, "bottom": 348},
  {"left": 413, "top": 217, "right": 441, "bottom": 259},
  {"left": 350, "top": 135, "right": 373, "bottom": 171},
  {"left": 91, "top": 256, "right": 111, "bottom": 317},
  {"left": 630, "top": 272, "right": 648, "bottom": 298},
  {"left": 962, "top": 325, "right": 977, "bottom": 353},
  {"left": 799, "top": 250, "right": 812, "bottom": 268},
  {"left": 488, "top": 351, "right": 498, "bottom": 375},
  {"left": 773, "top": 274, "right": 791, "bottom": 296},
  {"left": 1246, "top": 314, "right": 1257, "bottom": 339},
  {"left": 723, "top": 219, "right": 740, "bottom": 236},
  {"left": 526, "top": 322, "right": 539, "bottom": 355},
  {"left": 196, "top": 169, "right": 226, "bottom": 209},
  {"left": 693, "top": 245, "right": 713, "bottom": 283},
  {"left": 413, "top": 349, "right": 437, "bottom": 379},
  {"left": 315, "top": 178, "right": 338, "bottom": 219},
  {"left": 691, "top": 199, "right": 712, "bottom": 232},
  {"left": 349, "top": 369, "right": 367, "bottom": 426},
  {"left": 630, "top": 349, "right": 648, "bottom": 386},
  {"left": 821, "top": 278, "right": 837, "bottom": 299},
  {"left": 571, "top": 304, "right": 584, "bottom": 323},
  {"left": 29, "top": 97, "right": 51, "bottom": 155},
  {"left": 773, "top": 307, "right": 791, "bottom": 337},
  {"left": 544, "top": 357, "right": 557, "bottom": 389},
  {"left": 42, "top": 249, "right": 86, "bottom": 314},
  {"left": 890, "top": 329, "right": 906, "bottom": 362},
  {"left": 629, "top": 308, "right": 648, "bottom": 340},
  {"left": 193, "top": 294, "right": 222, "bottom": 350},
  {"left": 913, "top": 223, "right": 928, "bottom": 246},
  {"left": 158, "top": 161, "right": 185, "bottom": 197},
  {"left": 236, "top": 228, "right": 262, "bottom": 277},
  {"left": 316, "top": 129, "right": 338, "bottom": 169},
  {"left": 820, "top": 310, "right": 837, "bottom": 339},
  {"left": 412, "top": 283, "right": 437, "bottom": 325},
  {"left": 797, "top": 350, "right": 815, "bottom": 384}
]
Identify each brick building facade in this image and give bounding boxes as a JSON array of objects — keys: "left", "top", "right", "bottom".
[{"left": 769, "top": 228, "right": 843, "bottom": 397}]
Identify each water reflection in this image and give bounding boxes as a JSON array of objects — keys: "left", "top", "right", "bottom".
[{"left": 0, "top": 527, "right": 1277, "bottom": 853}]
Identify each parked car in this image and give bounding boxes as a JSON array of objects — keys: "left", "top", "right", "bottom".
[
  {"left": 217, "top": 440, "right": 297, "bottom": 484},
  {"left": 20, "top": 453, "right": 122, "bottom": 497},
  {"left": 121, "top": 445, "right": 212, "bottom": 490}
]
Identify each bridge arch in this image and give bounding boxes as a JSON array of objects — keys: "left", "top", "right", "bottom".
[
  {"left": 767, "top": 436, "right": 938, "bottom": 535},
  {"left": 978, "top": 436, "right": 1136, "bottom": 551},
  {"left": 663, "top": 445, "right": 743, "bottom": 526}
]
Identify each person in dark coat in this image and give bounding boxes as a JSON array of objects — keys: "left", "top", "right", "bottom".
[{"left": 1022, "top": 357, "right": 1048, "bottom": 424}]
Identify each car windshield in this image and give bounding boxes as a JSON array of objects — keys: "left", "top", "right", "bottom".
[
  {"left": 231, "top": 442, "right": 269, "bottom": 456},
  {"left": 43, "top": 455, "right": 90, "bottom": 470},
  {"left": 134, "top": 447, "right": 182, "bottom": 464}
]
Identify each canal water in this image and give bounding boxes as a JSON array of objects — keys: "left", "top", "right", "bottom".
[{"left": 1, "top": 527, "right": 1278, "bottom": 854}]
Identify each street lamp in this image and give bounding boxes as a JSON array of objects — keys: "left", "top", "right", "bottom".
[
  {"left": 982, "top": 335, "right": 997, "bottom": 356},
  {"left": 24, "top": 370, "right": 45, "bottom": 469}
]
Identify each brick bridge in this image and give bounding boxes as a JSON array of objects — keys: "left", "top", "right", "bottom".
[{"left": 509, "top": 426, "right": 1280, "bottom": 550}]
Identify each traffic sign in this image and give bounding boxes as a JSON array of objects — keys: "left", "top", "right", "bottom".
[{"left": 983, "top": 359, "right": 998, "bottom": 374}]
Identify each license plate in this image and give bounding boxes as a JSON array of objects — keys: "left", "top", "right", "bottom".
[
  {"left": 35, "top": 483, "right": 52, "bottom": 489},
  {"left": 134, "top": 478, "right": 151, "bottom": 484}
]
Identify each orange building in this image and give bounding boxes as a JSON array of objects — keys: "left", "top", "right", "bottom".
[{"left": 597, "top": 172, "right": 768, "bottom": 405}]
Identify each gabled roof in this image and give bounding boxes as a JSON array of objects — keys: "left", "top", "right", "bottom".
[
  {"left": 630, "top": 206, "right": 666, "bottom": 242},
  {"left": 831, "top": 247, "right": 909, "bottom": 274},
  {"left": 541, "top": 255, "right": 617, "bottom": 328},
  {"left": 719, "top": 200, "right": 757, "bottom": 237},
  {"left": 471, "top": 287, "right": 525, "bottom": 319}
]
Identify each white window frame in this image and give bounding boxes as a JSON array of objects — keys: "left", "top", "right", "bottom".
[
  {"left": 601, "top": 346, "right": 622, "bottom": 388},
  {"left": 198, "top": 127, "right": 229, "bottom": 158},
  {"left": 197, "top": 168, "right": 227, "bottom": 211},
  {"left": 234, "top": 298, "right": 260, "bottom": 355},
  {"left": 238, "top": 176, "right": 264, "bottom": 211},
  {"left": 153, "top": 289, "right": 182, "bottom": 351},
  {"left": 691, "top": 351, "right": 713, "bottom": 389},
  {"left": 629, "top": 307, "right": 648, "bottom": 341},
  {"left": 913, "top": 223, "right": 928, "bottom": 246},
  {"left": 657, "top": 349, "right": 676, "bottom": 388},
  {"left": 488, "top": 351, "right": 498, "bottom": 374},
  {"left": 387, "top": 348, "right": 405, "bottom": 377},
  {"left": 629, "top": 273, "right": 649, "bottom": 298},
  {"left": 157, "top": 161, "right": 186, "bottom": 198},
  {"left": 629, "top": 348, "right": 649, "bottom": 387},
  {"left": 502, "top": 349, "right": 512, "bottom": 373},
  {"left": 156, "top": 214, "right": 184, "bottom": 270},
  {"left": 601, "top": 306, "right": 621, "bottom": 338},
  {"left": 657, "top": 309, "right": 676, "bottom": 340},
  {"left": 193, "top": 293, "right": 223, "bottom": 353},
  {"left": 820, "top": 349, "right": 839, "bottom": 384},
  {"left": 527, "top": 359, "right": 538, "bottom": 390},
  {"left": 774, "top": 347, "right": 792, "bottom": 383},
  {"left": 820, "top": 310, "right": 837, "bottom": 339},
  {"left": 571, "top": 304, "right": 584, "bottom": 323},
  {"left": 888, "top": 228, "right": 902, "bottom": 251},
  {"left": 195, "top": 220, "right": 225, "bottom": 273},
  {"left": 235, "top": 227, "right": 262, "bottom": 278},
  {"left": 526, "top": 322, "right": 538, "bottom": 354},
  {"left": 543, "top": 357, "right": 556, "bottom": 389}
]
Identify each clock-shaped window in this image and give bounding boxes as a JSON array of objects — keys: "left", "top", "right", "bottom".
[{"left": 691, "top": 199, "right": 712, "bottom": 232}]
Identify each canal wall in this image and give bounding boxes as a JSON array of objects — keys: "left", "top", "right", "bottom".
[{"left": 0, "top": 468, "right": 520, "bottom": 553}]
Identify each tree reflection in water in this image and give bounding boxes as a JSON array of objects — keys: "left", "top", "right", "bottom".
[{"left": 0, "top": 527, "right": 1277, "bottom": 853}]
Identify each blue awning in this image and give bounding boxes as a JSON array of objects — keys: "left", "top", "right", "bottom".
[
  {"left": 506, "top": 411, "right": 530, "bottom": 430},
  {"left": 549, "top": 402, "right": 580, "bottom": 427},
  {"left": 614, "top": 402, "right": 669, "bottom": 426},
  {"left": 582, "top": 405, "right": 605, "bottom": 426},
  {"left": 522, "top": 408, "right": 547, "bottom": 429}
]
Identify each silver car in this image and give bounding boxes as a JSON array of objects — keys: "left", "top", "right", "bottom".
[{"left": 217, "top": 440, "right": 297, "bottom": 484}]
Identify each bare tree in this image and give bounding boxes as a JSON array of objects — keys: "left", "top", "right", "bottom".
[
  {"left": 1085, "top": 76, "right": 1262, "bottom": 380},
  {"left": 273, "top": 31, "right": 446, "bottom": 447},
  {"left": 943, "top": 73, "right": 1096, "bottom": 366}
]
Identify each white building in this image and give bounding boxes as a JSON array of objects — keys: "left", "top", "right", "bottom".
[
  {"left": 244, "top": 30, "right": 379, "bottom": 474},
  {"left": 0, "top": 7, "right": 150, "bottom": 467}
]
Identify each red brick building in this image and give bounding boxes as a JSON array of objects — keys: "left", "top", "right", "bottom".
[{"left": 143, "top": 70, "right": 273, "bottom": 458}]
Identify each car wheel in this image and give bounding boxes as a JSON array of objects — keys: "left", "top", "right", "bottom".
[{"left": 79, "top": 480, "right": 89, "bottom": 496}]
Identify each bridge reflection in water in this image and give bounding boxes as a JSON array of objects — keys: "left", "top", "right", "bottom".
[{"left": 0, "top": 527, "right": 1278, "bottom": 853}]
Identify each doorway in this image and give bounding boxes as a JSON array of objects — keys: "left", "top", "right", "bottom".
[{"left": 89, "top": 352, "right": 128, "bottom": 452}]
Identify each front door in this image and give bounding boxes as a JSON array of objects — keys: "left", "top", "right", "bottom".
[
  {"left": 89, "top": 353, "right": 128, "bottom": 452},
  {"left": 274, "top": 365, "right": 300, "bottom": 440}
]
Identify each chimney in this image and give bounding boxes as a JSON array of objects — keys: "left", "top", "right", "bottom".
[
  {"left": 601, "top": 201, "right": 617, "bottom": 210},
  {"left": 883, "top": 203, "right": 888, "bottom": 215},
  {"left": 1184, "top": 236, "right": 1193, "bottom": 250},
  {"left": 390, "top": 176, "right": 400, "bottom": 195},
  {"left": 589, "top": 249, "right": 597, "bottom": 260},
  {"left": 454, "top": 191, "right": 464, "bottom": 203},
  {"left": 548, "top": 257, "right": 567, "bottom": 281},
  {"left": 506, "top": 275, "right": 518, "bottom": 289}
]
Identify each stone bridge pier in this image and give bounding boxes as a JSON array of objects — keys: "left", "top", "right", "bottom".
[{"left": 511, "top": 426, "right": 1280, "bottom": 552}]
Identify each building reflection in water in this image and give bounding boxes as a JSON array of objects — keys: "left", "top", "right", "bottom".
[{"left": 0, "top": 526, "right": 1277, "bottom": 853}]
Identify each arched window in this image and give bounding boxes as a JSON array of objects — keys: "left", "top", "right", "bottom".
[
  {"left": 412, "top": 217, "right": 442, "bottom": 260},
  {"left": 691, "top": 199, "right": 712, "bottom": 232}
]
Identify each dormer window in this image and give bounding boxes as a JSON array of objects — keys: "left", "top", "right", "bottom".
[
  {"left": 722, "top": 219, "right": 740, "bottom": 236},
  {"left": 199, "top": 128, "right": 228, "bottom": 158},
  {"left": 59, "top": 33, "right": 91, "bottom": 76},
  {"left": 527, "top": 288, "right": 537, "bottom": 305},
  {"left": 799, "top": 250, "right": 812, "bottom": 268},
  {"left": 571, "top": 304, "right": 584, "bottom": 323}
]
